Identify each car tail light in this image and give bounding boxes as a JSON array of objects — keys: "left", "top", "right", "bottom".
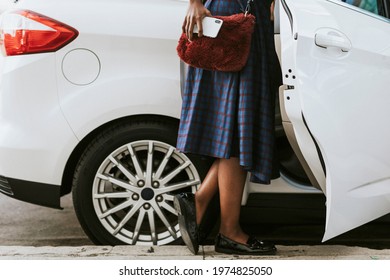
[{"left": 0, "top": 10, "right": 78, "bottom": 56}]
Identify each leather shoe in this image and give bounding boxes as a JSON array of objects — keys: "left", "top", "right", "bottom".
[
  {"left": 215, "top": 233, "right": 277, "bottom": 255},
  {"left": 174, "top": 193, "right": 199, "bottom": 254},
  {"left": 174, "top": 192, "right": 219, "bottom": 254}
]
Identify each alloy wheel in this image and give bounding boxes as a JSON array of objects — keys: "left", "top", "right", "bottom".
[{"left": 92, "top": 140, "right": 201, "bottom": 245}]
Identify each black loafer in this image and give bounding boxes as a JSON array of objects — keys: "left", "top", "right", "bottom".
[
  {"left": 174, "top": 192, "right": 220, "bottom": 254},
  {"left": 215, "top": 233, "right": 277, "bottom": 255},
  {"left": 174, "top": 193, "right": 199, "bottom": 254}
]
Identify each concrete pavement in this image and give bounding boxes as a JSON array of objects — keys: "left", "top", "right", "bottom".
[{"left": 1, "top": 244, "right": 390, "bottom": 260}]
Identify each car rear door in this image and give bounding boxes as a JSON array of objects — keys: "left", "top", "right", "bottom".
[{"left": 278, "top": 0, "right": 390, "bottom": 241}]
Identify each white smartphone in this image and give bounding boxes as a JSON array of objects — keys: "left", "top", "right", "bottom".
[{"left": 193, "top": 17, "right": 223, "bottom": 38}]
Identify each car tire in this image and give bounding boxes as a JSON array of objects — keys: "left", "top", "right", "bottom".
[{"left": 72, "top": 117, "right": 212, "bottom": 246}]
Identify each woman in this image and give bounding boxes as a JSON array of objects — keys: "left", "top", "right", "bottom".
[{"left": 174, "top": 0, "right": 280, "bottom": 255}]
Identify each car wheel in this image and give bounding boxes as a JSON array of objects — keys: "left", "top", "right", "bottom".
[{"left": 72, "top": 118, "right": 211, "bottom": 246}]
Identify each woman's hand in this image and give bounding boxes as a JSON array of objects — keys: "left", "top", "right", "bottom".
[{"left": 183, "top": 0, "right": 212, "bottom": 41}]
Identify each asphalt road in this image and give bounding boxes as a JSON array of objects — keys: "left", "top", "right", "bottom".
[
  {"left": 0, "top": 193, "right": 92, "bottom": 246},
  {"left": 1, "top": 192, "right": 390, "bottom": 249}
]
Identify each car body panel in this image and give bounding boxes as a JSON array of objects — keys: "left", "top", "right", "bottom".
[
  {"left": 0, "top": 52, "right": 79, "bottom": 186},
  {"left": 279, "top": 0, "right": 390, "bottom": 240},
  {"left": 0, "top": 0, "right": 187, "bottom": 181},
  {"left": 52, "top": 0, "right": 188, "bottom": 140}
]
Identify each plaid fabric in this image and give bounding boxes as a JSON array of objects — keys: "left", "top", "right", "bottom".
[{"left": 177, "top": 0, "right": 280, "bottom": 184}]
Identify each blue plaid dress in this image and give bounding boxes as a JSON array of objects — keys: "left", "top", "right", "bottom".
[{"left": 177, "top": 0, "right": 280, "bottom": 184}]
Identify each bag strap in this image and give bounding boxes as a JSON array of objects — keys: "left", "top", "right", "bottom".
[
  {"left": 244, "top": 0, "right": 254, "bottom": 16},
  {"left": 235, "top": 0, "right": 253, "bottom": 15}
]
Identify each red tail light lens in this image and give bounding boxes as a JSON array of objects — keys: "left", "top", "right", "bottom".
[{"left": 0, "top": 10, "right": 79, "bottom": 56}]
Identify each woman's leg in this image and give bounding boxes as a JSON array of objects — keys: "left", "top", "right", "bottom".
[
  {"left": 218, "top": 157, "right": 249, "bottom": 244},
  {"left": 195, "top": 159, "right": 219, "bottom": 224},
  {"left": 174, "top": 159, "right": 220, "bottom": 254},
  {"left": 194, "top": 157, "right": 249, "bottom": 244}
]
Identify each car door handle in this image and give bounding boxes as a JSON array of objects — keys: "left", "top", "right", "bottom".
[{"left": 315, "top": 30, "right": 352, "bottom": 52}]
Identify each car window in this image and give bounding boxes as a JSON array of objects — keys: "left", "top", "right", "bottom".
[{"left": 340, "top": 0, "right": 379, "bottom": 14}]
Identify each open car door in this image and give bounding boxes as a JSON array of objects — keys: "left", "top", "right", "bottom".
[{"left": 278, "top": 0, "right": 390, "bottom": 241}]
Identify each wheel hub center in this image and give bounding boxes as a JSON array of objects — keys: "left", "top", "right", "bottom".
[{"left": 141, "top": 188, "right": 155, "bottom": 201}]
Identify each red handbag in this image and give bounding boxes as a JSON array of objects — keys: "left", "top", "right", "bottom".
[{"left": 177, "top": 2, "right": 255, "bottom": 72}]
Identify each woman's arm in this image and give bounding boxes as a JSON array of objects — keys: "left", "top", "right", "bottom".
[{"left": 183, "top": 0, "right": 211, "bottom": 40}]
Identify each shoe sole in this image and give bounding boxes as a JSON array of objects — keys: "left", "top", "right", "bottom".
[
  {"left": 215, "top": 246, "right": 277, "bottom": 256},
  {"left": 173, "top": 196, "right": 199, "bottom": 255}
]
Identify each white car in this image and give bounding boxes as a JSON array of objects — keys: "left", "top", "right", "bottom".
[{"left": 0, "top": 0, "right": 388, "bottom": 246}]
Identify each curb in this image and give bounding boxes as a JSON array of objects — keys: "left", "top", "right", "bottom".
[{"left": 0, "top": 245, "right": 389, "bottom": 260}]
